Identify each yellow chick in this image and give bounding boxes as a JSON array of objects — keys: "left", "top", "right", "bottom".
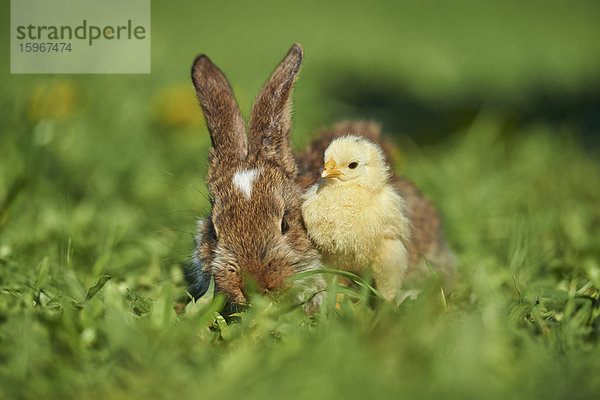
[{"left": 301, "top": 135, "right": 410, "bottom": 301}]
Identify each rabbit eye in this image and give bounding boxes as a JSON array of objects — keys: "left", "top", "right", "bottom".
[
  {"left": 348, "top": 162, "right": 358, "bottom": 169},
  {"left": 281, "top": 214, "right": 290, "bottom": 234},
  {"left": 227, "top": 266, "right": 237, "bottom": 274}
]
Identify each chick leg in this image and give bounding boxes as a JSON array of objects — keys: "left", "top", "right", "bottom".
[{"left": 371, "top": 239, "right": 408, "bottom": 302}]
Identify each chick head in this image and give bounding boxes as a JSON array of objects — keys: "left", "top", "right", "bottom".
[{"left": 321, "top": 135, "right": 390, "bottom": 189}]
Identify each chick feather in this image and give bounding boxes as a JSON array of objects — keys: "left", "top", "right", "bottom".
[{"left": 301, "top": 132, "right": 453, "bottom": 301}]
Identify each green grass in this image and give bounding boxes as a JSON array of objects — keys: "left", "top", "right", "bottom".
[{"left": 1, "top": 1, "right": 600, "bottom": 399}]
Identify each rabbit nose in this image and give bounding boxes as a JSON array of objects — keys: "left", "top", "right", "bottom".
[{"left": 235, "top": 292, "right": 247, "bottom": 303}]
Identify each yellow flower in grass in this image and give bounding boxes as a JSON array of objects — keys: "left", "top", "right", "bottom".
[
  {"left": 28, "top": 80, "right": 79, "bottom": 122},
  {"left": 153, "top": 84, "right": 205, "bottom": 128}
]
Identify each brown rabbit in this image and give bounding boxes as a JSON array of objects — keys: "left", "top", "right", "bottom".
[
  {"left": 296, "top": 121, "right": 455, "bottom": 296},
  {"left": 188, "top": 44, "right": 325, "bottom": 315}
]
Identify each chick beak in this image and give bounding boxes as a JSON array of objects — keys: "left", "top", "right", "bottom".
[{"left": 321, "top": 159, "right": 343, "bottom": 179}]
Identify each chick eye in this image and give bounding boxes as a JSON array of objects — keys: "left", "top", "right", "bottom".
[
  {"left": 348, "top": 162, "right": 358, "bottom": 169},
  {"left": 281, "top": 214, "right": 290, "bottom": 234}
]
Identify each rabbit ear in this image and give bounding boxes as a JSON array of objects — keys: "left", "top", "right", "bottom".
[
  {"left": 191, "top": 55, "right": 248, "bottom": 163},
  {"left": 248, "top": 44, "right": 303, "bottom": 177}
]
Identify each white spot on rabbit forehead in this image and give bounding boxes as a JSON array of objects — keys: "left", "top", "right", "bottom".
[{"left": 232, "top": 168, "right": 261, "bottom": 199}]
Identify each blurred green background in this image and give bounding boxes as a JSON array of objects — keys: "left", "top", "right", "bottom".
[{"left": 1, "top": 0, "right": 600, "bottom": 399}]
